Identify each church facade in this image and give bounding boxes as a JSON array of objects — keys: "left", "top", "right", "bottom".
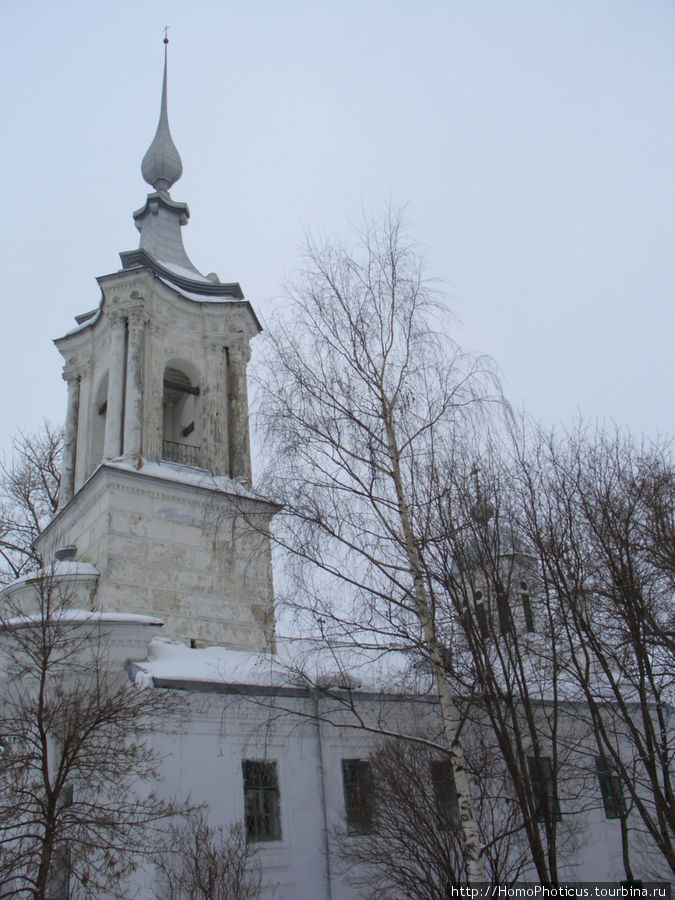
[{"left": 1, "top": 43, "right": 666, "bottom": 899}]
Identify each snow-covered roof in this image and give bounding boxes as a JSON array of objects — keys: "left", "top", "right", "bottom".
[
  {"left": 132, "top": 632, "right": 672, "bottom": 709},
  {"left": 133, "top": 636, "right": 429, "bottom": 696}
]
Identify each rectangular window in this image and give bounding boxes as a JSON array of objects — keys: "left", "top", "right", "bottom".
[
  {"left": 528, "top": 756, "right": 561, "bottom": 823},
  {"left": 242, "top": 760, "right": 281, "bottom": 842},
  {"left": 596, "top": 756, "right": 626, "bottom": 819},
  {"left": 475, "top": 600, "right": 489, "bottom": 639},
  {"left": 342, "top": 759, "right": 374, "bottom": 834},
  {"left": 430, "top": 760, "right": 460, "bottom": 830},
  {"left": 497, "top": 590, "right": 513, "bottom": 635},
  {"left": 520, "top": 583, "right": 535, "bottom": 633}
]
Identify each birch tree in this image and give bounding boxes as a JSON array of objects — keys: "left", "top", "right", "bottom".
[{"left": 257, "top": 207, "right": 503, "bottom": 880}]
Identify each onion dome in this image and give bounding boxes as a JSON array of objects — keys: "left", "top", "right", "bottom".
[{"left": 141, "top": 38, "right": 183, "bottom": 192}]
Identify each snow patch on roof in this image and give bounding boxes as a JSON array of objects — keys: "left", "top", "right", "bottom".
[
  {"left": 157, "top": 260, "right": 211, "bottom": 283},
  {"left": 157, "top": 276, "right": 232, "bottom": 303},
  {"left": 62, "top": 308, "right": 102, "bottom": 337},
  {"left": 134, "top": 636, "right": 426, "bottom": 694}
]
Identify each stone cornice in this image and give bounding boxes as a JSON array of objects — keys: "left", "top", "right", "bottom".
[
  {"left": 37, "top": 460, "right": 280, "bottom": 550},
  {"left": 54, "top": 267, "right": 260, "bottom": 360}
]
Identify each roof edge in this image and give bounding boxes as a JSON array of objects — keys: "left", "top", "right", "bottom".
[{"left": 120, "top": 249, "right": 244, "bottom": 299}]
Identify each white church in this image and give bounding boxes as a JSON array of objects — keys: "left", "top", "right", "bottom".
[{"left": 0, "top": 43, "right": 665, "bottom": 898}]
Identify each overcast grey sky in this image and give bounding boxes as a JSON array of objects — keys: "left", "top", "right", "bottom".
[{"left": 1, "top": 0, "right": 673, "bottom": 465}]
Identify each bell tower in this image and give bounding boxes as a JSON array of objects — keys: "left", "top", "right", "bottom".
[{"left": 36, "top": 40, "right": 277, "bottom": 652}]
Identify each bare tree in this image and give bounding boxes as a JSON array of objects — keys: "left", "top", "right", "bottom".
[
  {"left": 514, "top": 425, "right": 675, "bottom": 876},
  {"left": 423, "top": 418, "right": 675, "bottom": 881},
  {"left": 256, "top": 206, "right": 504, "bottom": 880},
  {"left": 424, "top": 429, "right": 599, "bottom": 884},
  {"left": 0, "top": 425, "right": 61, "bottom": 585},
  {"left": 335, "top": 734, "right": 529, "bottom": 899},
  {"left": 156, "top": 812, "right": 262, "bottom": 900},
  {"left": 0, "top": 575, "right": 181, "bottom": 898},
  {"left": 253, "top": 208, "right": 669, "bottom": 883}
]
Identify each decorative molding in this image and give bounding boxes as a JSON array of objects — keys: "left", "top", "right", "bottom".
[{"left": 62, "top": 362, "right": 82, "bottom": 383}]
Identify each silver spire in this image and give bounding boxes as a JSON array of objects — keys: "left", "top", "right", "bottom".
[{"left": 141, "top": 37, "right": 183, "bottom": 192}]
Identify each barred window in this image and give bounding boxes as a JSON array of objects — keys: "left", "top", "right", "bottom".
[
  {"left": 596, "top": 756, "right": 626, "bottom": 819},
  {"left": 342, "top": 759, "right": 374, "bottom": 834},
  {"left": 528, "top": 756, "right": 561, "bottom": 823},
  {"left": 242, "top": 760, "right": 281, "bottom": 841},
  {"left": 430, "top": 760, "right": 460, "bottom": 830}
]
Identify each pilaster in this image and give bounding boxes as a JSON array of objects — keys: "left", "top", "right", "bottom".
[
  {"left": 74, "top": 359, "right": 94, "bottom": 492},
  {"left": 103, "top": 311, "right": 126, "bottom": 459},
  {"left": 203, "top": 341, "right": 229, "bottom": 475},
  {"left": 58, "top": 365, "right": 81, "bottom": 508},
  {"left": 123, "top": 307, "right": 147, "bottom": 457},
  {"left": 143, "top": 321, "right": 164, "bottom": 462},
  {"left": 228, "top": 339, "right": 252, "bottom": 484}
]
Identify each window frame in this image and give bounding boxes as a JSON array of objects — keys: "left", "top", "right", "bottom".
[
  {"left": 520, "top": 581, "right": 535, "bottom": 633},
  {"left": 242, "top": 759, "right": 282, "bottom": 842},
  {"left": 528, "top": 756, "right": 561, "bottom": 824},
  {"left": 341, "top": 758, "right": 374, "bottom": 834},
  {"left": 497, "top": 589, "right": 513, "bottom": 635},
  {"left": 430, "top": 759, "right": 461, "bottom": 830},
  {"left": 596, "top": 756, "right": 626, "bottom": 820},
  {"left": 474, "top": 591, "right": 489, "bottom": 638}
]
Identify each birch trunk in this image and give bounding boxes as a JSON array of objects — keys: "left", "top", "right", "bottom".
[{"left": 385, "top": 414, "right": 487, "bottom": 882}]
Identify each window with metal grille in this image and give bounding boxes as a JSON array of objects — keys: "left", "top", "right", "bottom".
[
  {"left": 242, "top": 760, "right": 281, "bottom": 841},
  {"left": 430, "top": 760, "right": 460, "bottom": 830},
  {"left": 596, "top": 756, "right": 626, "bottom": 819},
  {"left": 528, "top": 756, "right": 561, "bottom": 823},
  {"left": 342, "top": 759, "right": 374, "bottom": 834}
]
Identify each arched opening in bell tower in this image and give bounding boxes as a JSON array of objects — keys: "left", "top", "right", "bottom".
[{"left": 161, "top": 359, "right": 201, "bottom": 467}]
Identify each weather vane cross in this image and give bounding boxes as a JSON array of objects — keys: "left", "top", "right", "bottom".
[{"left": 163, "top": 25, "right": 170, "bottom": 44}]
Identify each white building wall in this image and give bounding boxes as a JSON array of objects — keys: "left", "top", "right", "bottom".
[
  {"left": 129, "top": 681, "right": 659, "bottom": 898},
  {"left": 35, "top": 465, "right": 277, "bottom": 651}
]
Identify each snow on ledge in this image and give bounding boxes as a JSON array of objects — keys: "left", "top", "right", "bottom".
[
  {"left": 5, "top": 610, "right": 164, "bottom": 629},
  {"left": 102, "top": 457, "right": 259, "bottom": 499},
  {"left": 0, "top": 561, "right": 100, "bottom": 600}
]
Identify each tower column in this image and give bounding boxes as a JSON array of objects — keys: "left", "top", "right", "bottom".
[
  {"left": 58, "top": 366, "right": 81, "bottom": 509},
  {"left": 104, "top": 312, "right": 126, "bottom": 459},
  {"left": 202, "top": 342, "right": 229, "bottom": 475},
  {"left": 74, "top": 359, "right": 93, "bottom": 492},
  {"left": 123, "top": 309, "right": 146, "bottom": 457},
  {"left": 228, "top": 340, "right": 252, "bottom": 484}
]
